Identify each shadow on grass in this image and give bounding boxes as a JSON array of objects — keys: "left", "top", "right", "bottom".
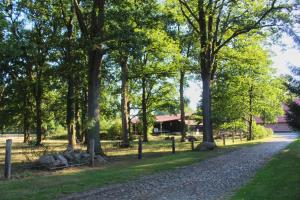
[{"left": 0, "top": 134, "right": 296, "bottom": 200}]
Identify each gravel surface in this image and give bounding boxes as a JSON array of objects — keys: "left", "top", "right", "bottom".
[{"left": 62, "top": 133, "right": 297, "bottom": 200}]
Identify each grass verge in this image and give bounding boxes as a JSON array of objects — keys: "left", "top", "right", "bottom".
[
  {"left": 0, "top": 135, "right": 274, "bottom": 200},
  {"left": 231, "top": 138, "right": 300, "bottom": 200},
  {"left": 0, "top": 149, "right": 225, "bottom": 200}
]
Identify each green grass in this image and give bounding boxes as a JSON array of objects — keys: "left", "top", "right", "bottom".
[
  {"left": 0, "top": 150, "right": 225, "bottom": 200},
  {"left": 231, "top": 138, "right": 300, "bottom": 200},
  {"left": 0, "top": 135, "right": 275, "bottom": 200}
]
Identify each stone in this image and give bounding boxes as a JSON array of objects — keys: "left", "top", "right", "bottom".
[
  {"left": 198, "top": 142, "right": 216, "bottom": 151},
  {"left": 81, "top": 152, "right": 90, "bottom": 159},
  {"left": 72, "top": 153, "right": 81, "bottom": 163},
  {"left": 56, "top": 154, "right": 69, "bottom": 167},
  {"left": 80, "top": 153, "right": 91, "bottom": 163},
  {"left": 38, "top": 155, "right": 56, "bottom": 167},
  {"left": 63, "top": 152, "right": 73, "bottom": 161}
]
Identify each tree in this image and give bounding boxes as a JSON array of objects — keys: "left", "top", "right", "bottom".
[
  {"left": 106, "top": 0, "right": 160, "bottom": 146},
  {"left": 212, "top": 35, "right": 284, "bottom": 140},
  {"left": 177, "top": 0, "right": 289, "bottom": 149},
  {"left": 130, "top": 28, "right": 181, "bottom": 142},
  {"left": 73, "top": 0, "right": 106, "bottom": 154},
  {"left": 286, "top": 67, "right": 300, "bottom": 130}
]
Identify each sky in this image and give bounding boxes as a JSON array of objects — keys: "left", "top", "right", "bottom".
[{"left": 185, "top": 35, "right": 300, "bottom": 111}]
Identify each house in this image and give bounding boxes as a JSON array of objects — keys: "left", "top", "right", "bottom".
[
  {"left": 153, "top": 114, "right": 202, "bottom": 134},
  {"left": 255, "top": 99, "right": 300, "bottom": 132},
  {"left": 131, "top": 114, "right": 202, "bottom": 134}
]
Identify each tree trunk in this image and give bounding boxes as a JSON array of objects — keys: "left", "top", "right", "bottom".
[
  {"left": 66, "top": 76, "right": 76, "bottom": 149},
  {"left": 179, "top": 70, "right": 186, "bottom": 142},
  {"left": 248, "top": 86, "right": 253, "bottom": 140},
  {"left": 23, "top": 93, "right": 30, "bottom": 143},
  {"left": 142, "top": 77, "right": 148, "bottom": 142},
  {"left": 81, "top": 89, "right": 88, "bottom": 144},
  {"left": 120, "top": 57, "right": 129, "bottom": 147},
  {"left": 35, "top": 72, "right": 42, "bottom": 146},
  {"left": 75, "top": 99, "right": 81, "bottom": 142},
  {"left": 128, "top": 101, "right": 132, "bottom": 141},
  {"left": 87, "top": 50, "right": 103, "bottom": 154},
  {"left": 200, "top": 74, "right": 215, "bottom": 148}
]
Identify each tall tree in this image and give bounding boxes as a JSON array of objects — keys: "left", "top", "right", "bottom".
[
  {"left": 73, "top": 0, "right": 106, "bottom": 154},
  {"left": 212, "top": 35, "right": 284, "bottom": 140},
  {"left": 177, "top": 0, "right": 289, "bottom": 149}
]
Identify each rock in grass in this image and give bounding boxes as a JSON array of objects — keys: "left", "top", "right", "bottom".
[
  {"left": 38, "top": 155, "right": 56, "bottom": 167},
  {"left": 56, "top": 155, "right": 69, "bottom": 167},
  {"left": 197, "top": 142, "right": 216, "bottom": 151}
]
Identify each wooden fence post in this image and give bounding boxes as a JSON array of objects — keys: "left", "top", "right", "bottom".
[
  {"left": 89, "top": 139, "right": 95, "bottom": 167},
  {"left": 232, "top": 133, "right": 235, "bottom": 143},
  {"left": 4, "top": 139, "right": 12, "bottom": 179},
  {"left": 138, "top": 137, "right": 142, "bottom": 160},
  {"left": 240, "top": 132, "right": 242, "bottom": 141},
  {"left": 222, "top": 133, "right": 226, "bottom": 146},
  {"left": 172, "top": 137, "right": 175, "bottom": 154}
]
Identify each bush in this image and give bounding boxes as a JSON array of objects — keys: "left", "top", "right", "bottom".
[
  {"left": 253, "top": 124, "right": 273, "bottom": 139},
  {"left": 107, "top": 119, "right": 122, "bottom": 140},
  {"left": 47, "top": 126, "right": 67, "bottom": 140}
]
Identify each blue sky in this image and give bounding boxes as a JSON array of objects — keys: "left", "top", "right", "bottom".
[{"left": 185, "top": 35, "right": 300, "bottom": 111}]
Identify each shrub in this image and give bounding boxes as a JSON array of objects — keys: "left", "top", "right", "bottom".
[
  {"left": 253, "top": 124, "right": 273, "bottom": 139},
  {"left": 107, "top": 119, "right": 122, "bottom": 140}
]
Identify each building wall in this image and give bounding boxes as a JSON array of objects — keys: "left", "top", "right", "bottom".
[{"left": 264, "top": 123, "right": 294, "bottom": 132}]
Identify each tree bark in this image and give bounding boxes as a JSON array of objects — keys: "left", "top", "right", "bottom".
[
  {"left": 23, "top": 93, "right": 30, "bottom": 143},
  {"left": 128, "top": 101, "right": 132, "bottom": 141},
  {"left": 142, "top": 77, "right": 148, "bottom": 142},
  {"left": 201, "top": 74, "right": 214, "bottom": 143},
  {"left": 81, "top": 89, "right": 88, "bottom": 144},
  {"left": 35, "top": 71, "right": 42, "bottom": 146},
  {"left": 75, "top": 98, "right": 81, "bottom": 142},
  {"left": 248, "top": 86, "right": 253, "bottom": 140},
  {"left": 120, "top": 56, "right": 130, "bottom": 147},
  {"left": 73, "top": 0, "right": 105, "bottom": 154},
  {"left": 87, "top": 49, "right": 103, "bottom": 154},
  {"left": 66, "top": 76, "right": 76, "bottom": 148},
  {"left": 180, "top": 70, "right": 186, "bottom": 142}
]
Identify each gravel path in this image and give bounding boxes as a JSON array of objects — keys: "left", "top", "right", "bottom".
[{"left": 62, "top": 133, "right": 297, "bottom": 200}]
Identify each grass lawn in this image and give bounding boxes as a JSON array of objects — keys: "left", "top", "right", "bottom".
[
  {"left": 0, "top": 135, "right": 274, "bottom": 200},
  {"left": 231, "top": 138, "right": 300, "bottom": 200},
  {"left": 0, "top": 149, "right": 225, "bottom": 200}
]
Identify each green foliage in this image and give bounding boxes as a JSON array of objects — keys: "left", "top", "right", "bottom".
[
  {"left": 252, "top": 124, "right": 273, "bottom": 139},
  {"left": 106, "top": 118, "right": 122, "bottom": 140},
  {"left": 0, "top": 0, "right": 291, "bottom": 145},
  {"left": 286, "top": 67, "right": 300, "bottom": 130},
  {"left": 212, "top": 35, "right": 284, "bottom": 130},
  {"left": 286, "top": 101, "right": 300, "bottom": 130}
]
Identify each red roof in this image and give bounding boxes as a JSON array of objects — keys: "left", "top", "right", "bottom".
[{"left": 155, "top": 114, "right": 181, "bottom": 122}]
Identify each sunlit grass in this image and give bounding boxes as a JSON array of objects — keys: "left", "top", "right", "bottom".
[
  {"left": 0, "top": 133, "right": 282, "bottom": 200},
  {"left": 231, "top": 138, "right": 300, "bottom": 200}
]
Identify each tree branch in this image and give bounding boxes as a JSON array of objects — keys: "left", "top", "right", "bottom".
[
  {"left": 73, "top": 0, "right": 88, "bottom": 37},
  {"left": 214, "top": 0, "right": 281, "bottom": 54},
  {"left": 179, "top": 2, "right": 200, "bottom": 35}
]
